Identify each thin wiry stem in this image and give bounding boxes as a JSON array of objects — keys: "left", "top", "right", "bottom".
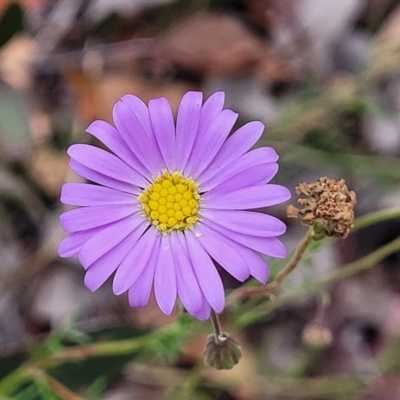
[
  {"left": 228, "top": 228, "right": 314, "bottom": 303},
  {"left": 353, "top": 208, "right": 400, "bottom": 231},
  {"left": 267, "top": 228, "right": 314, "bottom": 289},
  {"left": 29, "top": 368, "right": 84, "bottom": 400},
  {"left": 229, "top": 207, "right": 400, "bottom": 305},
  {"left": 210, "top": 310, "right": 224, "bottom": 343},
  {"left": 234, "top": 234, "right": 400, "bottom": 328}
]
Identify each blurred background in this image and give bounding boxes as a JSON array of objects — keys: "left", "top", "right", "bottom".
[{"left": 1, "top": 0, "right": 400, "bottom": 399}]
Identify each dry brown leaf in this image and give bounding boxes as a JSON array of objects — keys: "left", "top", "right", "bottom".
[
  {"left": 0, "top": 0, "right": 16, "bottom": 15},
  {"left": 94, "top": 71, "right": 191, "bottom": 121},
  {"left": 29, "top": 146, "right": 70, "bottom": 197},
  {"left": 64, "top": 67, "right": 191, "bottom": 123},
  {"left": 160, "top": 12, "right": 266, "bottom": 78},
  {"left": 0, "top": 34, "right": 38, "bottom": 89},
  {"left": 376, "top": 3, "right": 400, "bottom": 41},
  {"left": 256, "top": 49, "right": 300, "bottom": 85},
  {"left": 247, "top": 0, "right": 296, "bottom": 33}
]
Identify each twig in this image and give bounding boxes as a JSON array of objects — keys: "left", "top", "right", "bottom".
[
  {"left": 234, "top": 235, "right": 400, "bottom": 327},
  {"left": 29, "top": 368, "right": 84, "bottom": 400},
  {"left": 228, "top": 228, "right": 314, "bottom": 303}
]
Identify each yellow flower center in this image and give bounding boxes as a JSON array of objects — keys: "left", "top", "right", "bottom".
[{"left": 138, "top": 171, "right": 200, "bottom": 233}]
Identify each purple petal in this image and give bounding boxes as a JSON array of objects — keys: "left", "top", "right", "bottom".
[
  {"left": 197, "top": 121, "right": 266, "bottom": 184},
  {"left": 120, "top": 95, "right": 153, "bottom": 135},
  {"left": 222, "top": 240, "right": 270, "bottom": 284},
  {"left": 86, "top": 120, "right": 150, "bottom": 178},
  {"left": 197, "top": 91, "right": 225, "bottom": 135},
  {"left": 200, "top": 147, "right": 278, "bottom": 192},
  {"left": 113, "top": 100, "right": 164, "bottom": 176},
  {"left": 83, "top": 228, "right": 143, "bottom": 292},
  {"left": 58, "top": 227, "right": 102, "bottom": 258},
  {"left": 203, "top": 184, "right": 291, "bottom": 210},
  {"left": 84, "top": 263, "right": 114, "bottom": 293},
  {"left": 193, "top": 297, "right": 211, "bottom": 321},
  {"left": 207, "top": 163, "right": 278, "bottom": 194},
  {"left": 112, "top": 227, "right": 159, "bottom": 295},
  {"left": 149, "top": 97, "right": 176, "bottom": 170},
  {"left": 175, "top": 91, "right": 203, "bottom": 171},
  {"left": 201, "top": 209, "right": 286, "bottom": 237},
  {"left": 195, "top": 224, "right": 250, "bottom": 282},
  {"left": 171, "top": 233, "right": 203, "bottom": 316},
  {"left": 128, "top": 240, "right": 159, "bottom": 307},
  {"left": 60, "top": 205, "right": 137, "bottom": 232},
  {"left": 184, "top": 231, "right": 225, "bottom": 313},
  {"left": 69, "top": 159, "right": 141, "bottom": 195},
  {"left": 186, "top": 109, "right": 238, "bottom": 178},
  {"left": 61, "top": 183, "right": 135, "bottom": 206},
  {"left": 203, "top": 218, "right": 287, "bottom": 258},
  {"left": 245, "top": 251, "right": 270, "bottom": 284},
  {"left": 68, "top": 144, "right": 148, "bottom": 188},
  {"left": 79, "top": 216, "right": 147, "bottom": 268},
  {"left": 154, "top": 235, "right": 177, "bottom": 315},
  {"left": 183, "top": 91, "right": 224, "bottom": 175}
]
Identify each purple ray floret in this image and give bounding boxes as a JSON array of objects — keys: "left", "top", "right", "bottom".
[{"left": 59, "top": 91, "right": 291, "bottom": 320}]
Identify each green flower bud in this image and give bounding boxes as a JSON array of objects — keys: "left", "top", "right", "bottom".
[{"left": 203, "top": 333, "right": 241, "bottom": 370}]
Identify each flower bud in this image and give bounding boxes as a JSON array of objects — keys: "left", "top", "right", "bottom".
[
  {"left": 302, "top": 322, "right": 333, "bottom": 349},
  {"left": 203, "top": 333, "right": 241, "bottom": 370}
]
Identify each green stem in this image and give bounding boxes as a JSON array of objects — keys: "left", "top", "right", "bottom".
[
  {"left": 30, "top": 368, "right": 84, "bottom": 400},
  {"left": 353, "top": 208, "right": 400, "bottom": 231},
  {"left": 272, "top": 228, "right": 314, "bottom": 287},
  {"left": 210, "top": 310, "right": 224, "bottom": 342},
  {"left": 38, "top": 335, "right": 150, "bottom": 369},
  {"left": 0, "top": 335, "right": 148, "bottom": 395},
  {"left": 323, "top": 235, "right": 400, "bottom": 285},
  {"left": 234, "top": 235, "right": 400, "bottom": 327},
  {"left": 228, "top": 228, "right": 314, "bottom": 302},
  {"left": 230, "top": 208, "right": 400, "bottom": 308},
  {"left": 0, "top": 366, "right": 30, "bottom": 397},
  {"left": 0, "top": 317, "right": 195, "bottom": 396}
]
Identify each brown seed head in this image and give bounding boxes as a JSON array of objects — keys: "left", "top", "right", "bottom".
[{"left": 287, "top": 177, "right": 356, "bottom": 239}]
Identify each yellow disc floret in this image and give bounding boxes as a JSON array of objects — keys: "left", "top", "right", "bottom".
[{"left": 138, "top": 171, "right": 200, "bottom": 233}]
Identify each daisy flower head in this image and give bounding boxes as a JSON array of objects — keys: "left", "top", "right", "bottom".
[{"left": 58, "top": 91, "right": 291, "bottom": 320}]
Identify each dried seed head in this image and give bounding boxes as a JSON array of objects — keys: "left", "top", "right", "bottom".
[{"left": 287, "top": 177, "right": 356, "bottom": 239}]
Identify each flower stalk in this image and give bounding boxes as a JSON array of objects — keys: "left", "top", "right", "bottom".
[
  {"left": 265, "top": 227, "right": 314, "bottom": 291},
  {"left": 228, "top": 227, "right": 314, "bottom": 302},
  {"left": 204, "top": 312, "right": 242, "bottom": 370},
  {"left": 210, "top": 310, "right": 224, "bottom": 343}
]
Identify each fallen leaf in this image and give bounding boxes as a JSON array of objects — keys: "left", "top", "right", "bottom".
[
  {"left": 29, "top": 146, "right": 70, "bottom": 197},
  {"left": 160, "top": 12, "right": 266, "bottom": 78}
]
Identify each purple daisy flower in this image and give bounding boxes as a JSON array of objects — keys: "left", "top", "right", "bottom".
[{"left": 58, "top": 91, "right": 291, "bottom": 320}]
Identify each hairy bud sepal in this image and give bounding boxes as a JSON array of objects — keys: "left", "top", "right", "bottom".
[{"left": 204, "top": 333, "right": 242, "bottom": 370}]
